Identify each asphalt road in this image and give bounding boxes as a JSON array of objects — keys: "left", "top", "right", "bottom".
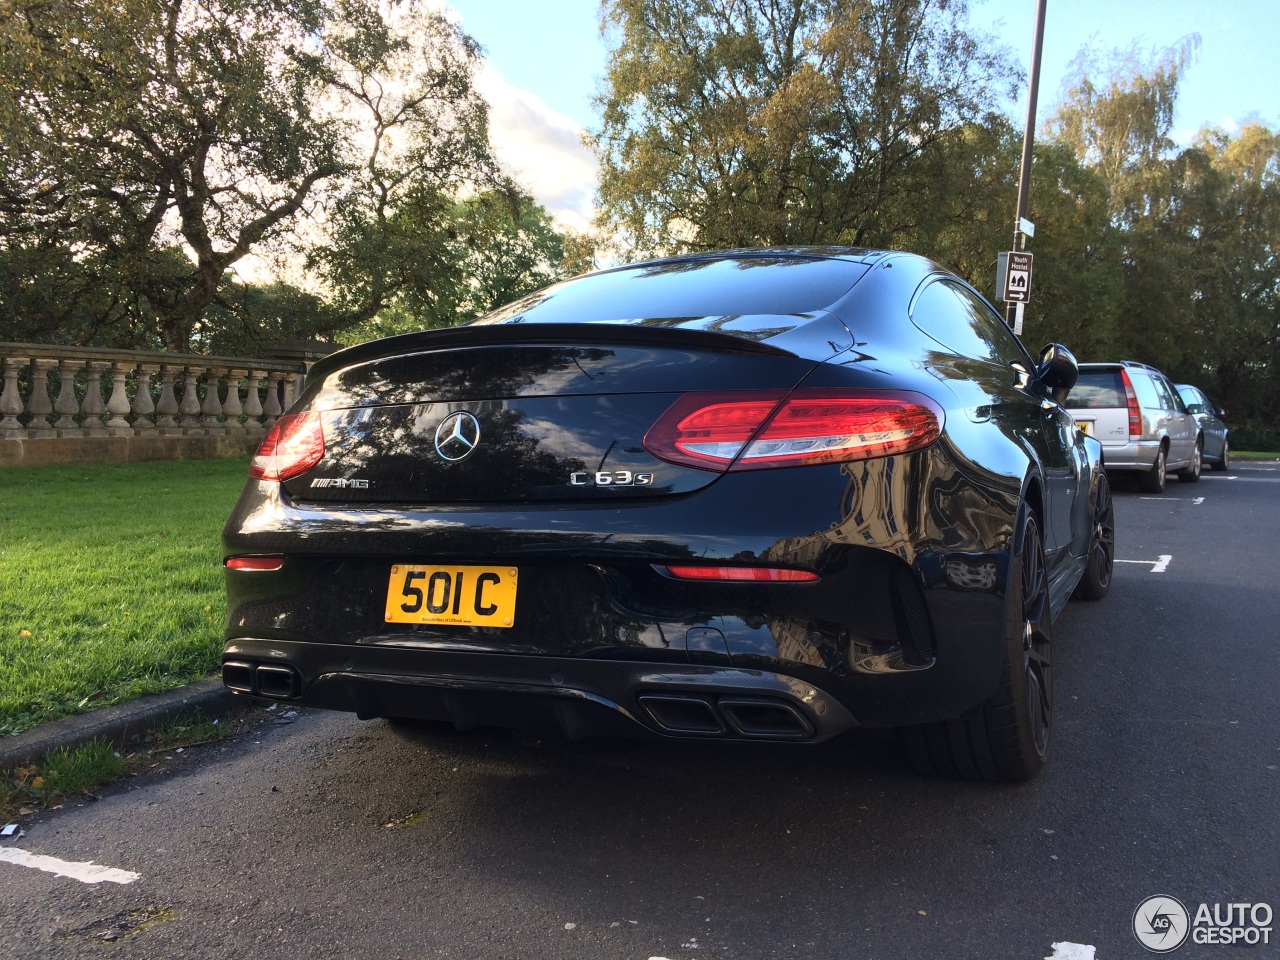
[{"left": 2, "top": 462, "right": 1277, "bottom": 960}]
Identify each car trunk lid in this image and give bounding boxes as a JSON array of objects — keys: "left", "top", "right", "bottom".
[{"left": 282, "top": 323, "right": 845, "bottom": 504}]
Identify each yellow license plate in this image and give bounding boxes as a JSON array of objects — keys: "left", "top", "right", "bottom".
[
  {"left": 1078, "top": 420, "right": 1093, "bottom": 436},
  {"left": 385, "top": 565, "right": 518, "bottom": 627}
]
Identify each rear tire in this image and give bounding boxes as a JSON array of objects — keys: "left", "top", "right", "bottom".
[
  {"left": 1138, "top": 445, "right": 1167, "bottom": 493},
  {"left": 1211, "top": 437, "right": 1230, "bottom": 471},
  {"left": 1177, "top": 439, "right": 1202, "bottom": 483},
  {"left": 899, "top": 504, "right": 1052, "bottom": 782},
  {"left": 1073, "top": 472, "right": 1114, "bottom": 601}
]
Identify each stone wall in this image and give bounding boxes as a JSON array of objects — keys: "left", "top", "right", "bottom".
[{"left": 0, "top": 342, "right": 314, "bottom": 468}]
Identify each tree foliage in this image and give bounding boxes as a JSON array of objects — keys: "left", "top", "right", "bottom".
[
  {"left": 0, "top": 0, "right": 504, "bottom": 350},
  {"left": 1036, "top": 42, "right": 1279, "bottom": 444},
  {"left": 591, "top": 0, "right": 1020, "bottom": 253},
  {"left": 335, "top": 187, "right": 575, "bottom": 345}
]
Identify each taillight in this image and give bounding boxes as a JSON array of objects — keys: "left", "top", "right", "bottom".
[
  {"left": 663, "top": 565, "right": 819, "bottom": 582},
  {"left": 225, "top": 555, "right": 285, "bottom": 572},
  {"left": 643, "top": 390, "right": 943, "bottom": 472},
  {"left": 248, "top": 411, "right": 325, "bottom": 481},
  {"left": 1119, "top": 370, "right": 1142, "bottom": 438}
]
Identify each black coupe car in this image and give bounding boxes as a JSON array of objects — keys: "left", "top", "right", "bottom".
[{"left": 221, "top": 248, "right": 1114, "bottom": 782}]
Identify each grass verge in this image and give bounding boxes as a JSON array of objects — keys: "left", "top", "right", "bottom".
[
  {"left": 0, "top": 460, "right": 247, "bottom": 737},
  {"left": 1, "top": 709, "right": 247, "bottom": 818}
]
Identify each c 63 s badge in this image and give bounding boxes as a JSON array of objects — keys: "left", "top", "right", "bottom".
[{"left": 571, "top": 470, "right": 654, "bottom": 487}]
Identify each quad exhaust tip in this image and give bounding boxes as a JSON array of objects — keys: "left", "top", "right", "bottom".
[
  {"left": 638, "top": 694, "right": 813, "bottom": 740},
  {"left": 222, "top": 660, "right": 301, "bottom": 700}
]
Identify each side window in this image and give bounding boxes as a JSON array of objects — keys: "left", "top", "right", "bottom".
[
  {"left": 951, "top": 285, "right": 1034, "bottom": 368},
  {"left": 911, "top": 280, "right": 1027, "bottom": 365},
  {"left": 1130, "top": 372, "right": 1161, "bottom": 409},
  {"left": 1167, "top": 380, "right": 1188, "bottom": 413},
  {"left": 1177, "top": 386, "right": 1204, "bottom": 413},
  {"left": 1153, "top": 377, "right": 1182, "bottom": 413}
]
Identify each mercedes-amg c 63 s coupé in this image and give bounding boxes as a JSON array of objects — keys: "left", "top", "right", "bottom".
[{"left": 222, "top": 248, "right": 1114, "bottom": 782}]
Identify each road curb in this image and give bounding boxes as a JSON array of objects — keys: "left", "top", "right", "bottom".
[{"left": 0, "top": 679, "right": 237, "bottom": 774}]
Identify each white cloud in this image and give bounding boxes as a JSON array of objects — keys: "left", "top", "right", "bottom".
[{"left": 474, "top": 65, "right": 599, "bottom": 233}]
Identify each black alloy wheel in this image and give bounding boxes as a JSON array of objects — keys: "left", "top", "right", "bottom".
[
  {"left": 1178, "top": 438, "right": 1203, "bottom": 483},
  {"left": 899, "top": 503, "right": 1053, "bottom": 782},
  {"left": 1073, "top": 472, "right": 1114, "bottom": 601},
  {"left": 1016, "top": 512, "right": 1053, "bottom": 765},
  {"left": 1139, "top": 444, "right": 1167, "bottom": 493}
]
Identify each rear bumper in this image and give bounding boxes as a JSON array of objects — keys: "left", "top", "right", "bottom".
[
  {"left": 220, "top": 624, "right": 1009, "bottom": 740},
  {"left": 222, "top": 449, "right": 1023, "bottom": 737},
  {"left": 223, "top": 641, "right": 858, "bottom": 742},
  {"left": 1098, "top": 438, "right": 1161, "bottom": 471}
]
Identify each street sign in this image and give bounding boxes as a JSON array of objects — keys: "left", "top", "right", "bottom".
[{"left": 1001, "top": 251, "right": 1033, "bottom": 303}]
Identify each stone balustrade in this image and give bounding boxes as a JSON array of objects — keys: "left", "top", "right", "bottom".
[{"left": 0, "top": 342, "right": 320, "bottom": 467}]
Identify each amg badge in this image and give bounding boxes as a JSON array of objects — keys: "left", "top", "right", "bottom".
[{"left": 310, "top": 478, "right": 371, "bottom": 489}]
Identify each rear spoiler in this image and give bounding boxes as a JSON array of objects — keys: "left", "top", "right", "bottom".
[{"left": 307, "top": 321, "right": 798, "bottom": 386}]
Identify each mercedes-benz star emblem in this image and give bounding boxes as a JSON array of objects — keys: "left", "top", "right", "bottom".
[{"left": 433, "top": 411, "right": 481, "bottom": 462}]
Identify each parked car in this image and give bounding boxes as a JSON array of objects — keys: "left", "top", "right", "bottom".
[
  {"left": 1065, "top": 361, "right": 1201, "bottom": 492},
  {"left": 1176, "top": 383, "right": 1230, "bottom": 470},
  {"left": 221, "top": 248, "right": 1114, "bottom": 782}
]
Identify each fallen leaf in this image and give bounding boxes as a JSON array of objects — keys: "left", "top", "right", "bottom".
[
  {"left": 18, "top": 629, "right": 31, "bottom": 638},
  {"left": 31, "top": 776, "right": 45, "bottom": 789}
]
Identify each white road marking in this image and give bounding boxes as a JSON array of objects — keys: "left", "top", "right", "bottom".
[
  {"left": 0, "top": 847, "right": 140, "bottom": 885},
  {"left": 1139, "top": 496, "right": 1203, "bottom": 502},
  {"left": 1116, "top": 555, "right": 1172, "bottom": 572},
  {"left": 1045, "top": 943, "right": 1096, "bottom": 960}
]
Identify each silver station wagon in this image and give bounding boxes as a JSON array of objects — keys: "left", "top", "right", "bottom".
[{"left": 1065, "top": 361, "right": 1201, "bottom": 493}]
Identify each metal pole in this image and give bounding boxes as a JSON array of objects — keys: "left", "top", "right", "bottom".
[{"left": 1006, "top": 0, "right": 1048, "bottom": 331}]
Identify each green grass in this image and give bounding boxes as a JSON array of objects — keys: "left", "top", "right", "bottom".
[
  {"left": 1, "top": 740, "right": 128, "bottom": 810},
  {"left": 0, "top": 460, "right": 248, "bottom": 737},
  {"left": 2, "top": 713, "right": 243, "bottom": 814}
]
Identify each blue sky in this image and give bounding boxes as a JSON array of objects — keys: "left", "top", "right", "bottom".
[{"left": 443, "top": 0, "right": 1280, "bottom": 229}]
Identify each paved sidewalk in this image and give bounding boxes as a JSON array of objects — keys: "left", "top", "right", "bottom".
[{"left": 0, "top": 679, "right": 236, "bottom": 773}]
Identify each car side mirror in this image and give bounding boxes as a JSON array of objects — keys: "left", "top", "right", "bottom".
[
  {"left": 1185, "top": 402, "right": 1204, "bottom": 415},
  {"left": 1036, "top": 343, "right": 1079, "bottom": 405}
]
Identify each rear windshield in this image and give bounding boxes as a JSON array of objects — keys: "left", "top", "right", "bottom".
[
  {"left": 1068, "top": 371, "right": 1125, "bottom": 408},
  {"left": 474, "top": 256, "right": 869, "bottom": 325}
]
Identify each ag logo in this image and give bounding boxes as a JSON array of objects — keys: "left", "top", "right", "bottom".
[
  {"left": 1134, "top": 895, "right": 1190, "bottom": 953},
  {"left": 434, "top": 411, "right": 481, "bottom": 462}
]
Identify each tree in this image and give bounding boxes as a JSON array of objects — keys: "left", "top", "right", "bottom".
[
  {"left": 1044, "top": 40, "right": 1279, "bottom": 447},
  {"left": 1170, "top": 125, "right": 1280, "bottom": 443},
  {"left": 0, "top": 0, "right": 496, "bottom": 351},
  {"left": 1044, "top": 39, "right": 1202, "bottom": 372},
  {"left": 335, "top": 188, "right": 576, "bottom": 344},
  {"left": 590, "top": 0, "right": 1020, "bottom": 255},
  {"left": 1048, "top": 36, "right": 1198, "bottom": 223}
]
